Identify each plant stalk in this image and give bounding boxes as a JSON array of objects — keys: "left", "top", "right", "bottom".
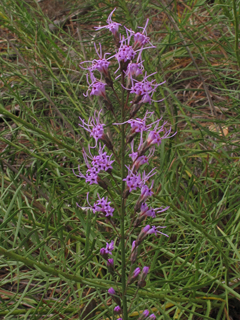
[{"left": 120, "top": 71, "right": 128, "bottom": 319}]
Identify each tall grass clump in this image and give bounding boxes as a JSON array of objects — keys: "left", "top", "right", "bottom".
[{"left": 0, "top": 0, "right": 240, "bottom": 319}]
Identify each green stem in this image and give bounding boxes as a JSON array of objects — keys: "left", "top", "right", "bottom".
[
  {"left": 120, "top": 72, "right": 128, "bottom": 319},
  {"left": 233, "top": 0, "right": 240, "bottom": 68}
]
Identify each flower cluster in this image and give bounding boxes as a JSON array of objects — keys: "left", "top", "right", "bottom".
[
  {"left": 75, "top": 8, "right": 176, "bottom": 320},
  {"left": 74, "top": 144, "right": 114, "bottom": 185},
  {"left": 87, "top": 193, "right": 114, "bottom": 217}
]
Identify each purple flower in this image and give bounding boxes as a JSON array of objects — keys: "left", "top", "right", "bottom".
[
  {"left": 123, "top": 166, "right": 143, "bottom": 192},
  {"left": 80, "top": 43, "right": 111, "bottom": 76},
  {"left": 108, "top": 287, "right": 115, "bottom": 295},
  {"left": 100, "top": 248, "right": 106, "bottom": 256},
  {"left": 114, "top": 110, "right": 154, "bottom": 133},
  {"left": 78, "top": 109, "right": 105, "bottom": 146},
  {"left": 117, "top": 318, "right": 123, "bottom": 320},
  {"left": 126, "top": 19, "right": 155, "bottom": 49},
  {"left": 147, "top": 226, "right": 169, "bottom": 237},
  {"left": 95, "top": 8, "right": 121, "bottom": 36},
  {"left": 142, "top": 266, "right": 150, "bottom": 275},
  {"left": 105, "top": 240, "right": 115, "bottom": 254},
  {"left": 132, "top": 240, "right": 137, "bottom": 251},
  {"left": 140, "top": 184, "right": 154, "bottom": 202},
  {"left": 125, "top": 60, "right": 143, "bottom": 78},
  {"left": 143, "top": 224, "right": 151, "bottom": 233},
  {"left": 140, "top": 203, "right": 155, "bottom": 218},
  {"left": 74, "top": 145, "right": 114, "bottom": 185},
  {"left": 115, "top": 34, "right": 136, "bottom": 63},
  {"left": 129, "top": 140, "right": 154, "bottom": 170},
  {"left": 133, "top": 267, "right": 141, "bottom": 278},
  {"left": 87, "top": 193, "right": 114, "bottom": 217},
  {"left": 114, "top": 305, "right": 121, "bottom": 313},
  {"left": 107, "top": 258, "right": 114, "bottom": 266},
  {"left": 100, "top": 240, "right": 114, "bottom": 257},
  {"left": 130, "top": 72, "right": 165, "bottom": 104},
  {"left": 143, "top": 309, "right": 150, "bottom": 317},
  {"left": 148, "top": 314, "right": 156, "bottom": 320},
  {"left": 83, "top": 72, "right": 107, "bottom": 98}
]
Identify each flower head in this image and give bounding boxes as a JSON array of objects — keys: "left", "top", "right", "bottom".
[
  {"left": 95, "top": 8, "right": 121, "bottom": 36},
  {"left": 143, "top": 309, "right": 150, "bottom": 317},
  {"left": 84, "top": 72, "right": 107, "bottom": 98},
  {"left": 148, "top": 314, "right": 156, "bottom": 320},
  {"left": 123, "top": 166, "right": 143, "bottom": 192},
  {"left": 74, "top": 145, "right": 114, "bottom": 185},
  {"left": 114, "top": 305, "right": 121, "bottom": 313},
  {"left": 147, "top": 226, "right": 169, "bottom": 237},
  {"left": 115, "top": 34, "right": 136, "bottom": 63},
  {"left": 80, "top": 43, "right": 111, "bottom": 76},
  {"left": 130, "top": 72, "right": 165, "bottom": 104},
  {"left": 88, "top": 193, "right": 114, "bottom": 217},
  {"left": 108, "top": 287, "right": 115, "bottom": 295},
  {"left": 78, "top": 109, "right": 105, "bottom": 146}
]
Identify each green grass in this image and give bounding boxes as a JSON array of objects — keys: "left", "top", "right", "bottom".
[{"left": 0, "top": 0, "right": 240, "bottom": 319}]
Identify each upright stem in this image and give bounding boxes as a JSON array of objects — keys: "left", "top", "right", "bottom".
[{"left": 120, "top": 72, "right": 128, "bottom": 320}]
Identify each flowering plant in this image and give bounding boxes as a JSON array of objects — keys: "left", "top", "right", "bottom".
[{"left": 75, "top": 9, "right": 175, "bottom": 319}]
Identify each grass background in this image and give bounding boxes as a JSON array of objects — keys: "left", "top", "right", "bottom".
[{"left": 0, "top": 0, "right": 240, "bottom": 319}]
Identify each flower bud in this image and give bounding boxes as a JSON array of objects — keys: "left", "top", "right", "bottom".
[
  {"left": 148, "top": 314, "right": 156, "bottom": 320},
  {"left": 108, "top": 287, "right": 121, "bottom": 306},
  {"left": 130, "top": 240, "right": 138, "bottom": 264},
  {"left": 128, "top": 267, "right": 141, "bottom": 285},
  {"left": 107, "top": 258, "right": 114, "bottom": 275},
  {"left": 138, "top": 309, "right": 149, "bottom": 320},
  {"left": 100, "top": 248, "right": 108, "bottom": 260},
  {"left": 138, "top": 266, "right": 149, "bottom": 287},
  {"left": 108, "top": 287, "right": 115, "bottom": 296},
  {"left": 135, "top": 225, "right": 150, "bottom": 246},
  {"left": 114, "top": 305, "right": 122, "bottom": 314}
]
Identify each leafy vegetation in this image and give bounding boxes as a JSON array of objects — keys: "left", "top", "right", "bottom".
[{"left": 0, "top": 0, "right": 240, "bottom": 319}]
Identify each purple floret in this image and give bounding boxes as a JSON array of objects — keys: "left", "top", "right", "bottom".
[{"left": 95, "top": 8, "right": 121, "bottom": 36}]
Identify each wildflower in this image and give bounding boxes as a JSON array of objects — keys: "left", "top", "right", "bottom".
[
  {"left": 148, "top": 314, "right": 156, "bottom": 320},
  {"left": 140, "top": 184, "right": 154, "bottom": 202},
  {"left": 147, "top": 226, "right": 169, "bottom": 237},
  {"left": 108, "top": 287, "right": 116, "bottom": 295},
  {"left": 95, "top": 8, "right": 121, "bottom": 36},
  {"left": 87, "top": 193, "right": 114, "bottom": 217},
  {"left": 114, "top": 305, "right": 121, "bottom": 314},
  {"left": 138, "top": 310, "right": 150, "bottom": 319},
  {"left": 125, "top": 19, "right": 155, "bottom": 50},
  {"left": 83, "top": 72, "right": 107, "bottom": 98},
  {"left": 129, "top": 140, "right": 154, "bottom": 171},
  {"left": 115, "top": 34, "right": 136, "bottom": 64},
  {"left": 108, "top": 287, "right": 121, "bottom": 305},
  {"left": 80, "top": 43, "right": 111, "bottom": 76},
  {"left": 107, "top": 258, "right": 114, "bottom": 275},
  {"left": 107, "top": 258, "right": 114, "bottom": 266},
  {"left": 135, "top": 225, "right": 151, "bottom": 245},
  {"left": 105, "top": 240, "right": 115, "bottom": 254},
  {"left": 123, "top": 166, "right": 143, "bottom": 192},
  {"left": 130, "top": 72, "right": 165, "bottom": 105},
  {"left": 143, "top": 310, "right": 150, "bottom": 317},
  {"left": 114, "top": 110, "right": 153, "bottom": 132},
  {"left": 78, "top": 109, "right": 105, "bottom": 144},
  {"left": 125, "top": 61, "right": 143, "bottom": 78},
  {"left": 75, "top": 144, "right": 114, "bottom": 185},
  {"left": 128, "top": 267, "right": 141, "bottom": 285},
  {"left": 130, "top": 240, "right": 138, "bottom": 263},
  {"left": 100, "top": 240, "right": 114, "bottom": 258},
  {"left": 138, "top": 266, "right": 149, "bottom": 287}
]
